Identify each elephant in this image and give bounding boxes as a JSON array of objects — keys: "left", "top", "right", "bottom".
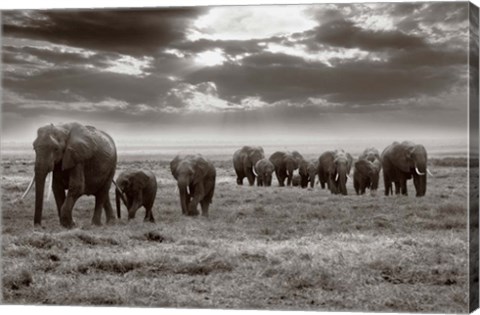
[
  {"left": 359, "top": 147, "right": 381, "bottom": 163},
  {"left": 381, "top": 141, "right": 430, "bottom": 197},
  {"left": 233, "top": 146, "right": 265, "bottom": 186},
  {"left": 170, "top": 154, "right": 216, "bottom": 216},
  {"left": 115, "top": 170, "right": 157, "bottom": 222},
  {"left": 254, "top": 158, "right": 274, "bottom": 187},
  {"left": 299, "top": 159, "right": 318, "bottom": 188},
  {"left": 25, "top": 122, "right": 117, "bottom": 228},
  {"left": 269, "top": 150, "right": 303, "bottom": 186},
  {"left": 353, "top": 158, "right": 382, "bottom": 195},
  {"left": 318, "top": 150, "right": 353, "bottom": 195},
  {"left": 318, "top": 151, "right": 334, "bottom": 189}
]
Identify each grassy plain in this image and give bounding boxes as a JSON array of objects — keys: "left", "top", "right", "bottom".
[{"left": 1, "top": 151, "right": 470, "bottom": 312}]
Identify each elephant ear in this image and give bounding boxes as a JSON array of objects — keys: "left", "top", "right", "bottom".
[
  {"left": 62, "top": 124, "right": 98, "bottom": 170},
  {"left": 130, "top": 172, "right": 150, "bottom": 192},
  {"left": 193, "top": 156, "right": 210, "bottom": 184},
  {"left": 170, "top": 156, "right": 181, "bottom": 179}
]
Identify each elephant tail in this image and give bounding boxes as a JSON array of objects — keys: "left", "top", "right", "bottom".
[{"left": 112, "top": 180, "right": 128, "bottom": 219}]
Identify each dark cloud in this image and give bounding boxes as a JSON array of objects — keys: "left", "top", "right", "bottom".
[
  {"left": 188, "top": 55, "right": 464, "bottom": 105},
  {"left": 313, "top": 20, "right": 426, "bottom": 51},
  {"left": 3, "top": 7, "right": 205, "bottom": 57},
  {"left": 388, "top": 47, "right": 467, "bottom": 68},
  {"left": 4, "top": 67, "right": 175, "bottom": 105}
]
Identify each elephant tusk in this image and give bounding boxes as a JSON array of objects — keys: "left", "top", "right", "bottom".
[
  {"left": 186, "top": 185, "right": 190, "bottom": 195},
  {"left": 415, "top": 166, "right": 425, "bottom": 176},
  {"left": 252, "top": 167, "right": 258, "bottom": 177},
  {"left": 46, "top": 172, "right": 53, "bottom": 202},
  {"left": 21, "top": 176, "right": 35, "bottom": 199},
  {"left": 335, "top": 173, "right": 339, "bottom": 181},
  {"left": 346, "top": 174, "right": 352, "bottom": 181},
  {"left": 427, "top": 169, "right": 434, "bottom": 177}
]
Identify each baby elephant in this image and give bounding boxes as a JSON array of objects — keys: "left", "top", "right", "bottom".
[
  {"left": 254, "top": 159, "right": 274, "bottom": 186},
  {"left": 170, "top": 154, "right": 216, "bottom": 216},
  {"left": 353, "top": 159, "right": 381, "bottom": 195},
  {"left": 115, "top": 170, "right": 157, "bottom": 222}
]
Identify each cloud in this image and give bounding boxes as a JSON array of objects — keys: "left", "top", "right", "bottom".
[
  {"left": 162, "top": 82, "right": 267, "bottom": 113},
  {"left": 3, "top": 8, "right": 205, "bottom": 57},
  {"left": 3, "top": 66, "right": 175, "bottom": 105},
  {"left": 188, "top": 5, "right": 317, "bottom": 41},
  {"left": 313, "top": 19, "right": 426, "bottom": 51}
]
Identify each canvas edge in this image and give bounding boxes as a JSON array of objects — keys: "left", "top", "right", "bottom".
[{"left": 469, "top": 1, "right": 480, "bottom": 313}]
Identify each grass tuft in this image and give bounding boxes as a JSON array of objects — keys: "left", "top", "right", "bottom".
[{"left": 3, "top": 269, "right": 33, "bottom": 290}]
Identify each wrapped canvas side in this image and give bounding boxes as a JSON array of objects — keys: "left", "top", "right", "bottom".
[{"left": 470, "top": 2, "right": 479, "bottom": 313}]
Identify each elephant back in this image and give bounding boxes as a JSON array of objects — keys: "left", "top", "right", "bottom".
[
  {"left": 354, "top": 159, "right": 374, "bottom": 175},
  {"left": 269, "top": 151, "right": 288, "bottom": 168}
]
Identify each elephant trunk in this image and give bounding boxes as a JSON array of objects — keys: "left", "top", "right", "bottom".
[
  {"left": 34, "top": 169, "right": 48, "bottom": 226},
  {"left": 128, "top": 198, "right": 142, "bottom": 220},
  {"left": 337, "top": 168, "right": 348, "bottom": 195},
  {"left": 178, "top": 185, "right": 189, "bottom": 215},
  {"left": 286, "top": 162, "right": 295, "bottom": 186}
]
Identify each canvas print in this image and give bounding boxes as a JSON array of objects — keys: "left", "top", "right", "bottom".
[{"left": 1, "top": 1, "right": 479, "bottom": 313}]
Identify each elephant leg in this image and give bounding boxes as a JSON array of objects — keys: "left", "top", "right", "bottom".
[
  {"left": 383, "top": 174, "right": 391, "bottom": 196},
  {"left": 103, "top": 197, "right": 116, "bottom": 225},
  {"left": 244, "top": 167, "right": 255, "bottom": 186},
  {"left": 328, "top": 176, "right": 336, "bottom": 194},
  {"left": 200, "top": 200, "right": 210, "bottom": 217},
  {"left": 52, "top": 171, "right": 66, "bottom": 218},
  {"left": 394, "top": 182, "right": 401, "bottom": 195},
  {"left": 274, "top": 170, "right": 283, "bottom": 186},
  {"left": 188, "top": 184, "right": 202, "bottom": 216},
  {"left": 92, "top": 196, "right": 105, "bottom": 226},
  {"left": 201, "top": 180, "right": 215, "bottom": 217},
  {"left": 60, "top": 165, "right": 84, "bottom": 228},
  {"left": 236, "top": 170, "right": 245, "bottom": 185},
  {"left": 257, "top": 176, "right": 263, "bottom": 187},
  {"left": 400, "top": 180, "right": 408, "bottom": 196},
  {"left": 144, "top": 206, "right": 155, "bottom": 223}
]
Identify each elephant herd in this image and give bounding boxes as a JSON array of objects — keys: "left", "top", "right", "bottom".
[
  {"left": 22, "top": 122, "right": 431, "bottom": 229},
  {"left": 232, "top": 143, "right": 431, "bottom": 198}
]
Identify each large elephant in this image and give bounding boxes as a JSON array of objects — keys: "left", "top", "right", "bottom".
[
  {"left": 233, "top": 146, "right": 265, "bottom": 186},
  {"left": 381, "top": 141, "right": 430, "bottom": 197},
  {"left": 353, "top": 158, "right": 382, "bottom": 195},
  {"left": 115, "top": 170, "right": 157, "bottom": 222},
  {"left": 170, "top": 154, "right": 216, "bottom": 216},
  {"left": 26, "top": 122, "right": 117, "bottom": 228},
  {"left": 269, "top": 150, "right": 303, "bottom": 186},
  {"left": 299, "top": 159, "right": 318, "bottom": 188},
  {"left": 254, "top": 158, "right": 274, "bottom": 187},
  {"left": 318, "top": 150, "right": 353, "bottom": 195}
]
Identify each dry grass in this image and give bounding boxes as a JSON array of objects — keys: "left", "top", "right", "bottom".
[{"left": 1, "top": 155, "right": 470, "bottom": 312}]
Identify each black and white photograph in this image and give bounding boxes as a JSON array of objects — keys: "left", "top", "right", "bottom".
[{"left": 1, "top": 0, "right": 479, "bottom": 313}]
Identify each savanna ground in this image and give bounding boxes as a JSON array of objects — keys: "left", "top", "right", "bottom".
[{"left": 0, "top": 149, "right": 472, "bottom": 313}]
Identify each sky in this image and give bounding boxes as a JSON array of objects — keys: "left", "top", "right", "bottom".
[{"left": 1, "top": 1, "right": 474, "bottom": 146}]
